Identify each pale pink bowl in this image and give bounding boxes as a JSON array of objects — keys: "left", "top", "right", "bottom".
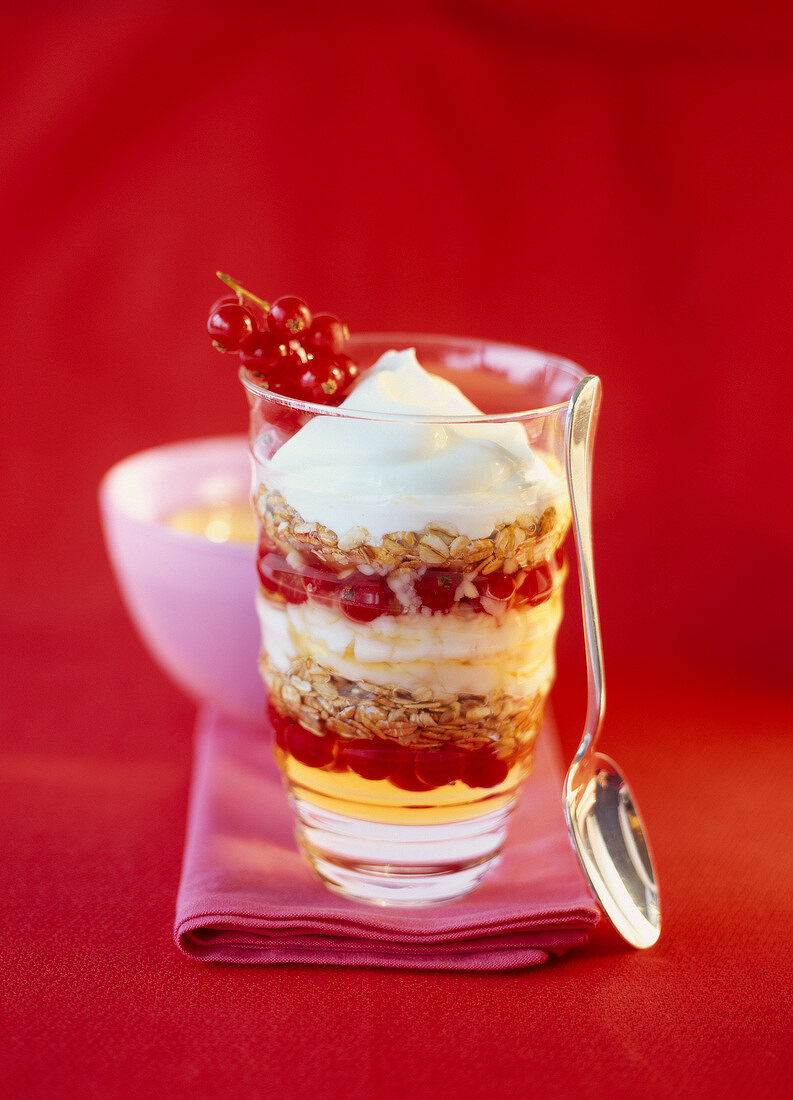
[{"left": 99, "top": 436, "right": 265, "bottom": 726}]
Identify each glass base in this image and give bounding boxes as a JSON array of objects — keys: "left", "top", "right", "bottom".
[{"left": 291, "top": 795, "right": 517, "bottom": 906}]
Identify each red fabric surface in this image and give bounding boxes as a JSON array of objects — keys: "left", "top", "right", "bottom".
[{"left": 2, "top": 3, "right": 793, "bottom": 1097}]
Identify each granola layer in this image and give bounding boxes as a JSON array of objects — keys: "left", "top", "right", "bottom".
[
  {"left": 263, "top": 655, "right": 547, "bottom": 761},
  {"left": 255, "top": 485, "right": 570, "bottom": 575}
]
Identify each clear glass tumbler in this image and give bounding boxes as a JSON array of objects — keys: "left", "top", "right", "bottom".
[{"left": 242, "top": 335, "right": 585, "bottom": 905}]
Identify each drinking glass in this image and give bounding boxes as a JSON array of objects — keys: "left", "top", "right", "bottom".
[{"left": 243, "top": 335, "right": 585, "bottom": 905}]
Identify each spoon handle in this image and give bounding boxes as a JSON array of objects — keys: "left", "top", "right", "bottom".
[{"left": 565, "top": 375, "right": 605, "bottom": 761}]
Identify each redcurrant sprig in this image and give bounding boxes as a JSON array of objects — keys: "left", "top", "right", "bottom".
[{"left": 207, "top": 273, "right": 361, "bottom": 408}]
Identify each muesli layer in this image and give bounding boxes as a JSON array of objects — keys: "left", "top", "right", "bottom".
[
  {"left": 263, "top": 655, "right": 547, "bottom": 761},
  {"left": 255, "top": 485, "right": 570, "bottom": 575}
]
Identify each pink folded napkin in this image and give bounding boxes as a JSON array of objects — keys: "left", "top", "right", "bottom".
[{"left": 175, "top": 707, "right": 599, "bottom": 969}]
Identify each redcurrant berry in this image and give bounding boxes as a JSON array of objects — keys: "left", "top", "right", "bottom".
[
  {"left": 257, "top": 552, "right": 307, "bottom": 603},
  {"left": 240, "top": 332, "right": 289, "bottom": 376},
  {"left": 278, "top": 569, "right": 308, "bottom": 605},
  {"left": 336, "top": 352, "right": 360, "bottom": 389},
  {"left": 415, "top": 569, "right": 457, "bottom": 613},
  {"left": 484, "top": 572, "right": 517, "bottom": 602},
  {"left": 298, "top": 356, "right": 345, "bottom": 403},
  {"left": 207, "top": 301, "right": 257, "bottom": 352},
  {"left": 286, "top": 723, "right": 336, "bottom": 769},
  {"left": 414, "top": 746, "right": 464, "bottom": 788},
  {"left": 302, "top": 562, "right": 341, "bottom": 605},
  {"left": 267, "top": 701, "right": 290, "bottom": 751},
  {"left": 268, "top": 296, "right": 312, "bottom": 340},
  {"left": 264, "top": 376, "right": 300, "bottom": 400},
  {"left": 340, "top": 575, "right": 396, "bottom": 623},
  {"left": 256, "top": 551, "right": 283, "bottom": 596},
  {"left": 461, "top": 746, "right": 510, "bottom": 789},
  {"left": 342, "top": 738, "right": 398, "bottom": 782},
  {"left": 517, "top": 562, "right": 553, "bottom": 606},
  {"left": 389, "top": 749, "right": 432, "bottom": 792},
  {"left": 304, "top": 313, "right": 348, "bottom": 355}
]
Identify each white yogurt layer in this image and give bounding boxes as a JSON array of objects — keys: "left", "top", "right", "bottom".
[
  {"left": 257, "top": 593, "right": 563, "bottom": 698},
  {"left": 259, "top": 348, "right": 563, "bottom": 541}
]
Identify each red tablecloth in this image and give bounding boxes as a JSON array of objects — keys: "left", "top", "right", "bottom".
[{"left": 3, "top": 4, "right": 792, "bottom": 1096}]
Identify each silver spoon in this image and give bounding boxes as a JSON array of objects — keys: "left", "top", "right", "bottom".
[{"left": 563, "top": 375, "right": 661, "bottom": 948}]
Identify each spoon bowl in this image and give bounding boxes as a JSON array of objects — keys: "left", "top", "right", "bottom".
[
  {"left": 565, "top": 753, "right": 660, "bottom": 948},
  {"left": 563, "top": 376, "right": 661, "bottom": 948}
]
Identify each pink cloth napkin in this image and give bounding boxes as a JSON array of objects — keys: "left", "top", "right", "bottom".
[{"left": 175, "top": 707, "right": 599, "bottom": 969}]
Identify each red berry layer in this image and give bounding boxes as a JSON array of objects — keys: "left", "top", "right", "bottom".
[
  {"left": 257, "top": 541, "right": 564, "bottom": 621},
  {"left": 268, "top": 704, "right": 518, "bottom": 792}
]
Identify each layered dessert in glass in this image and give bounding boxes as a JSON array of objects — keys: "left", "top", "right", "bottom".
[{"left": 208, "top": 281, "right": 583, "bottom": 904}]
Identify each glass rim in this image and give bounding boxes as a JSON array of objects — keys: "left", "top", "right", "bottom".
[{"left": 238, "top": 332, "right": 588, "bottom": 423}]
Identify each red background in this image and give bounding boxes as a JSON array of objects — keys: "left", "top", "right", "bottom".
[{"left": 2, "top": 3, "right": 792, "bottom": 1097}]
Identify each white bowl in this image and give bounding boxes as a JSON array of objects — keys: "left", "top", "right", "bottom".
[{"left": 99, "top": 436, "right": 265, "bottom": 726}]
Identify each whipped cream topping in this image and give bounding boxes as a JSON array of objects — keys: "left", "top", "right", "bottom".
[{"left": 261, "top": 348, "right": 562, "bottom": 541}]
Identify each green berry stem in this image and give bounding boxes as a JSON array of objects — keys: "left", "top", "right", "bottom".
[{"left": 216, "top": 271, "right": 271, "bottom": 313}]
